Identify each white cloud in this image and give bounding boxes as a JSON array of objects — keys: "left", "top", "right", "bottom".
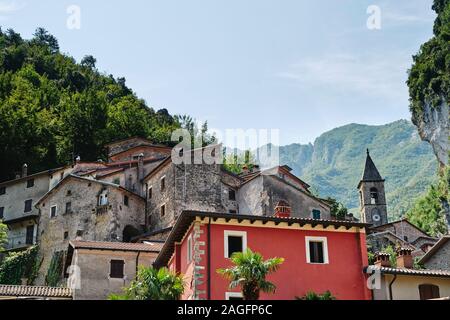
[
  {"left": 0, "top": 0, "right": 25, "bottom": 19},
  {"left": 276, "top": 53, "right": 411, "bottom": 101}
]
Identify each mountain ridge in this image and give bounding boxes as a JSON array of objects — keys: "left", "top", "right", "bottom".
[{"left": 258, "top": 119, "right": 438, "bottom": 220}]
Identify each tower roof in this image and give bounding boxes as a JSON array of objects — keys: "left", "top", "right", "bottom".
[{"left": 360, "top": 149, "right": 383, "bottom": 183}]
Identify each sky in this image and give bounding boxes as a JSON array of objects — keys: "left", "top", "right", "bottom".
[{"left": 0, "top": 0, "right": 437, "bottom": 146}]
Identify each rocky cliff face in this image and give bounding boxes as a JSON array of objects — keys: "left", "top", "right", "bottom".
[{"left": 413, "top": 100, "right": 449, "bottom": 169}]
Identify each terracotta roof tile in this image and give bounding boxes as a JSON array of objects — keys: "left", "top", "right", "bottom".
[
  {"left": 70, "top": 240, "right": 163, "bottom": 252},
  {"left": 0, "top": 285, "right": 72, "bottom": 298},
  {"left": 366, "top": 266, "right": 450, "bottom": 278}
]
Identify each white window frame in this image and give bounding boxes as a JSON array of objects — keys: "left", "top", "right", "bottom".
[
  {"left": 50, "top": 205, "right": 58, "bottom": 218},
  {"left": 305, "top": 236, "right": 329, "bottom": 264},
  {"left": 187, "top": 234, "right": 193, "bottom": 263},
  {"left": 225, "top": 292, "right": 244, "bottom": 300},
  {"left": 224, "top": 230, "right": 247, "bottom": 258}
]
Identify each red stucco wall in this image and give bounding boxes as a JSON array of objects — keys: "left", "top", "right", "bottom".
[{"left": 173, "top": 222, "right": 370, "bottom": 300}]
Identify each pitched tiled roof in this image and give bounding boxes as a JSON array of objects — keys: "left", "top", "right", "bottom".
[
  {"left": 0, "top": 285, "right": 72, "bottom": 298},
  {"left": 70, "top": 240, "right": 163, "bottom": 252},
  {"left": 366, "top": 266, "right": 450, "bottom": 278},
  {"left": 419, "top": 235, "right": 450, "bottom": 264}
]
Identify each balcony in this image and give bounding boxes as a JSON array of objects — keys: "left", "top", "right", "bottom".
[{"left": 5, "top": 234, "right": 36, "bottom": 251}]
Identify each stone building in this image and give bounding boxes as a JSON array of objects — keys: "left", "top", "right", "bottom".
[
  {"left": 65, "top": 240, "right": 162, "bottom": 300},
  {"left": 0, "top": 165, "right": 56, "bottom": 251},
  {"left": 359, "top": 150, "right": 438, "bottom": 255},
  {"left": 358, "top": 150, "right": 388, "bottom": 226},
  {"left": 35, "top": 175, "right": 146, "bottom": 285},
  {"left": 419, "top": 235, "right": 450, "bottom": 271},
  {"left": 142, "top": 146, "right": 331, "bottom": 232}
]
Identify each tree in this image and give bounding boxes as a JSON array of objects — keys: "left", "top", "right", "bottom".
[
  {"left": 108, "top": 267, "right": 184, "bottom": 300},
  {"left": 406, "top": 167, "right": 449, "bottom": 236},
  {"left": 223, "top": 150, "right": 256, "bottom": 174},
  {"left": 0, "top": 220, "right": 7, "bottom": 252},
  {"left": 217, "top": 248, "right": 284, "bottom": 300},
  {"left": 325, "top": 197, "right": 348, "bottom": 220},
  {"left": 80, "top": 55, "right": 97, "bottom": 69}
]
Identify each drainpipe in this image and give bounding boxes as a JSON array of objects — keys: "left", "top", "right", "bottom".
[
  {"left": 388, "top": 274, "right": 397, "bottom": 300},
  {"left": 135, "top": 251, "right": 141, "bottom": 275},
  {"left": 207, "top": 217, "right": 211, "bottom": 300}
]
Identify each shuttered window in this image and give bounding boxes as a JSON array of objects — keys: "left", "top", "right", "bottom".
[
  {"left": 419, "top": 284, "right": 440, "bottom": 300},
  {"left": 110, "top": 260, "right": 125, "bottom": 278}
]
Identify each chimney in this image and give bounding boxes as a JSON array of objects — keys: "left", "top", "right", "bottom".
[
  {"left": 22, "top": 163, "right": 28, "bottom": 177},
  {"left": 75, "top": 155, "right": 81, "bottom": 164},
  {"left": 137, "top": 153, "right": 144, "bottom": 181},
  {"left": 396, "top": 247, "right": 414, "bottom": 269},
  {"left": 374, "top": 252, "right": 391, "bottom": 268},
  {"left": 274, "top": 200, "right": 291, "bottom": 218}
]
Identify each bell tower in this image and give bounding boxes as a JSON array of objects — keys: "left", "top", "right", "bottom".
[{"left": 358, "top": 149, "right": 388, "bottom": 226}]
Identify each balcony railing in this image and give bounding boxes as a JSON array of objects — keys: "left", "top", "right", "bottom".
[{"left": 6, "top": 235, "right": 36, "bottom": 250}]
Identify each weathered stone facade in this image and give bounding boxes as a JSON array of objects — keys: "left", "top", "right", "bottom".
[
  {"left": 35, "top": 176, "right": 145, "bottom": 285},
  {"left": 420, "top": 236, "right": 450, "bottom": 271}
]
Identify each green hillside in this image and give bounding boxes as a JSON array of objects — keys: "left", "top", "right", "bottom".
[{"left": 277, "top": 120, "right": 438, "bottom": 220}]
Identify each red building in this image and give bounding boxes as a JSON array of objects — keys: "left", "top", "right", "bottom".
[{"left": 154, "top": 206, "right": 372, "bottom": 300}]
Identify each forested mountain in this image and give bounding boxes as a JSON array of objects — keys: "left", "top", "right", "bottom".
[
  {"left": 0, "top": 28, "right": 181, "bottom": 182},
  {"left": 267, "top": 120, "right": 438, "bottom": 220}
]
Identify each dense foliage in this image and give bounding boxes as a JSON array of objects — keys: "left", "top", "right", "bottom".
[
  {"left": 325, "top": 197, "right": 348, "bottom": 220},
  {"left": 108, "top": 266, "right": 184, "bottom": 300},
  {"left": 296, "top": 290, "right": 335, "bottom": 300},
  {"left": 0, "top": 27, "right": 182, "bottom": 182},
  {"left": 45, "top": 250, "right": 65, "bottom": 287},
  {"left": 0, "top": 220, "right": 7, "bottom": 252},
  {"left": 407, "top": 0, "right": 450, "bottom": 122},
  {"left": 217, "top": 248, "right": 284, "bottom": 300},
  {"left": 223, "top": 150, "right": 256, "bottom": 174},
  {"left": 406, "top": 166, "right": 449, "bottom": 237},
  {"left": 0, "top": 245, "right": 40, "bottom": 285},
  {"left": 269, "top": 120, "right": 437, "bottom": 218}
]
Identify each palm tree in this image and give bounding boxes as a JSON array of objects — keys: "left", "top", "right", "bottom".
[
  {"left": 109, "top": 266, "right": 184, "bottom": 300},
  {"left": 217, "top": 248, "right": 284, "bottom": 300}
]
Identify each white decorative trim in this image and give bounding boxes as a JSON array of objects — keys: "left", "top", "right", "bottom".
[
  {"left": 187, "top": 234, "right": 193, "bottom": 263},
  {"left": 224, "top": 230, "right": 247, "bottom": 258},
  {"left": 225, "top": 292, "right": 243, "bottom": 300},
  {"left": 305, "top": 236, "right": 329, "bottom": 264}
]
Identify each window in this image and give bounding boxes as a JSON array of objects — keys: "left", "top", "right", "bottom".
[
  {"left": 124, "top": 195, "right": 129, "bottom": 206},
  {"left": 50, "top": 205, "right": 57, "bottom": 218},
  {"left": 305, "top": 236, "right": 329, "bottom": 264},
  {"left": 225, "top": 292, "right": 244, "bottom": 300},
  {"left": 110, "top": 260, "right": 125, "bottom": 278},
  {"left": 99, "top": 193, "right": 108, "bottom": 205},
  {"left": 64, "top": 231, "right": 69, "bottom": 240},
  {"left": 148, "top": 186, "right": 152, "bottom": 199},
  {"left": 161, "top": 176, "right": 166, "bottom": 192},
  {"left": 187, "top": 235, "right": 193, "bottom": 263},
  {"left": 113, "top": 178, "right": 120, "bottom": 185},
  {"left": 0, "top": 207, "right": 4, "bottom": 219},
  {"left": 224, "top": 230, "right": 247, "bottom": 258},
  {"left": 26, "top": 225, "right": 34, "bottom": 244},
  {"left": 65, "top": 202, "right": 72, "bottom": 214},
  {"left": 66, "top": 190, "right": 72, "bottom": 196},
  {"left": 24, "top": 199, "right": 32, "bottom": 212},
  {"left": 370, "top": 187, "right": 378, "bottom": 204},
  {"left": 76, "top": 230, "right": 83, "bottom": 237},
  {"left": 160, "top": 204, "right": 166, "bottom": 217},
  {"left": 228, "top": 188, "right": 236, "bottom": 201},
  {"left": 26, "top": 179, "right": 34, "bottom": 188},
  {"left": 229, "top": 210, "right": 237, "bottom": 214},
  {"left": 312, "top": 209, "right": 321, "bottom": 220},
  {"left": 0, "top": 186, "right": 5, "bottom": 195},
  {"left": 419, "top": 284, "right": 440, "bottom": 300}
]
